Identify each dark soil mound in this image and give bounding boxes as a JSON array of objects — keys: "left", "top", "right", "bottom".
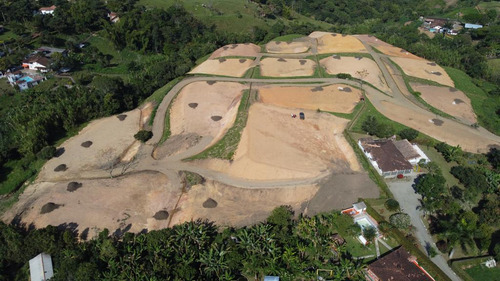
[
  {"left": 153, "top": 210, "right": 169, "bottom": 220},
  {"left": 67, "top": 182, "right": 82, "bottom": 192},
  {"left": 333, "top": 55, "right": 341, "bottom": 60},
  {"left": 342, "top": 34, "right": 347, "bottom": 37},
  {"left": 355, "top": 56, "right": 362, "bottom": 60},
  {"left": 188, "top": 103, "right": 198, "bottom": 109},
  {"left": 55, "top": 147, "right": 65, "bottom": 157},
  {"left": 449, "top": 88, "right": 458, "bottom": 92},
  {"left": 41, "top": 203, "right": 61, "bottom": 214},
  {"left": 223, "top": 46, "right": 229, "bottom": 50},
  {"left": 432, "top": 118, "right": 444, "bottom": 126},
  {"left": 400, "top": 49, "right": 407, "bottom": 53},
  {"left": 311, "top": 86, "right": 324, "bottom": 92},
  {"left": 231, "top": 44, "right": 238, "bottom": 48},
  {"left": 331, "top": 33, "right": 337, "bottom": 37},
  {"left": 203, "top": 198, "right": 218, "bottom": 208},
  {"left": 342, "top": 87, "right": 352, "bottom": 92},
  {"left": 239, "top": 59, "right": 247, "bottom": 63},
  {"left": 54, "top": 164, "right": 67, "bottom": 172},
  {"left": 117, "top": 114, "right": 127, "bottom": 121},
  {"left": 81, "top": 141, "right": 93, "bottom": 148},
  {"left": 299, "top": 59, "right": 307, "bottom": 65},
  {"left": 431, "top": 71, "right": 442, "bottom": 76},
  {"left": 211, "top": 116, "right": 222, "bottom": 121},
  {"left": 454, "top": 99, "right": 464, "bottom": 104},
  {"left": 218, "top": 58, "right": 227, "bottom": 63},
  {"left": 427, "top": 62, "right": 437, "bottom": 66},
  {"left": 207, "top": 81, "right": 216, "bottom": 85},
  {"left": 275, "top": 41, "right": 282, "bottom": 45},
  {"left": 277, "top": 58, "right": 287, "bottom": 62}
]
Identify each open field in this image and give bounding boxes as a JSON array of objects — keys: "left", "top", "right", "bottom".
[
  {"left": 2, "top": 171, "right": 178, "bottom": 239},
  {"left": 189, "top": 58, "right": 254, "bottom": 77},
  {"left": 209, "top": 43, "right": 260, "bottom": 59},
  {"left": 411, "top": 83, "right": 476, "bottom": 124},
  {"left": 155, "top": 81, "right": 246, "bottom": 158},
  {"left": 356, "top": 35, "right": 424, "bottom": 60},
  {"left": 320, "top": 56, "right": 390, "bottom": 92},
  {"left": 196, "top": 103, "right": 361, "bottom": 180},
  {"left": 258, "top": 84, "right": 362, "bottom": 113},
  {"left": 391, "top": 57, "right": 455, "bottom": 87},
  {"left": 259, "top": 58, "right": 316, "bottom": 77},
  {"left": 265, "top": 40, "right": 311, "bottom": 53},
  {"left": 314, "top": 33, "right": 367, "bottom": 54}
]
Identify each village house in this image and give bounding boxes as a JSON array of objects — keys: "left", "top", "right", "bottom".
[
  {"left": 365, "top": 247, "right": 435, "bottom": 281},
  {"left": 39, "top": 5, "right": 56, "bottom": 15},
  {"left": 7, "top": 71, "right": 45, "bottom": 91},
  {"left": 358, "top": 137, "right": 429, "bottom": 178},
  {"left": 29, "top": 253, "right": 54, "bottom": 281},
  {"left": 22, "top": 56, "right": 51, "bottom": 73},
  {"left": 342, "top": 202, "right": 381, "bottom": 245},
  {"left": 108, "top": 12, "right": 120, "bottom": 23},
  {"left": 465, "top": 23, "right": 483, "bottom": 29}
]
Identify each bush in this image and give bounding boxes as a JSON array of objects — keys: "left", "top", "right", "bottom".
[
  {"left": 362, "top": 115, "right": 394, "bottom": 138},
  {"left": 384, "top": 199, "right": 400, "bottom": 212},
  {"left": 134, "top": 130, "right": 153, "bottom": 142},
  {"left": 427, "top": 246, "right": 438, "bottom": 258},
  {"left": 363, "top": 226, "right": 377, "bottom": 242},
  {"left": 267, "top": 205, "right": 294, "bottom": 227},
  {"left": 399, "top": 128, "right": 418, "bottom": 141},
  {"left": 37, "top": 146, "right": 56, "bottom": 160},
  {"left": 389, "top": 213, "right": 411, "bottom": 229},
  {"left": 336, "top": 73, "right": 352, "bottom": 79}
]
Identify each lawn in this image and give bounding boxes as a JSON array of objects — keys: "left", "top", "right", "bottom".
[
  {"left": 478, "top": 1, "right": 500, "bottom": 13},
  {"left": 271, "top": 34, "right": 305, "bottom": 42},
  {"left": 444, "top": 66, "right": 500, "bottom": 135},
  {"left": 465, "top": 265, "right": 500, "bottom": 281}
]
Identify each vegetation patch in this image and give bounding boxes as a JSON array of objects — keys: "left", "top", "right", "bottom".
[{"left": 271, "top": 34, "right": 305, "bottom": 42}]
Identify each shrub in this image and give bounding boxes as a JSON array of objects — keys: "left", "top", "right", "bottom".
[
  {"left": 389, "top": 212, "right": 411, "bottom": 229},
  {"left": 384, "top": 199, "right": 400, "bottom": 212},
  {"left": 336, "top": 73, "right": 352, "bottom": 79},
  {"left": 399, "top": 128, "right": 419, "bottom": 141},
  {"left": 267, "top": 205, "right": 294, "bottom": 227},
  {"left": 427, "top": 246, "right": 438, "bottom": 258},
  {"left": 436, "top": 240, "right": 448, "bottom": 253},
  {"left": 134, "top": 130, "right": 153, "bottom": 142},
  {"left": 37, "top": 146, "right": 56, "bottom": 160},
  {"left": 362, "top": 115, "right": 394, "bottom": 138},
  {"left": 363, "top": 226, "right": 377, "bottom": 242}
]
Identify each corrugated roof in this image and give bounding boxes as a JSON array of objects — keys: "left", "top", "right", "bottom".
[
  {"left": 368, "top": 247, "right": 434, "bottom": 281},
  {"left": 394, "top": 139, "right": 421, "bottom": 160}
]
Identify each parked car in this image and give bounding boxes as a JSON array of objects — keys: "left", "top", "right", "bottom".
[{"left": 299, "top": 112, "right": 305, "bottom": 120}]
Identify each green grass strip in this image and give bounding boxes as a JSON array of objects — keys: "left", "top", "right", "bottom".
[{"left": 146, "top": 77, "right": 184, "bottom": 127}]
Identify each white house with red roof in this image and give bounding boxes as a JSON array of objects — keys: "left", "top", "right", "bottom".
[{"left": 40, "top": 5, "right": 56, "bottom": 15}]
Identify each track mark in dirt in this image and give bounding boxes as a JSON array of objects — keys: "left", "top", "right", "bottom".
[
  {"left": 67, "top": 182, "right": 82, "bottom": 192},
  {"left": 188, "top": 103, "right": 198, "bottom": 109},
  {"left": 211, "top": 116, "right": 222, "bottom": 121},
  {"left": 117, "top": 114, "right": 127, "bottom": 121},
  {"left": 81, "top": 141, "right": 93, "bottom": 148},
  {"left": 41, "top": 203, "right": 61, "bottom": 214},
  {"left": 203, "top": 198, "right": 218, "bottom": 208}
]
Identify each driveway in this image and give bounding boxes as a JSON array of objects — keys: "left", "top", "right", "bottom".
[{"left": 388, "top": 176, "right": 461, "bottom": 281}]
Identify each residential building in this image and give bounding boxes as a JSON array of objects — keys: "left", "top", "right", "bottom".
[
  {"left": 22, "top": 56, "right": 51, "bottom": 72},
  {"left": 108, "top": 12, "right": 120, "bottom": 23},
  {"left": 342, "top": 202, "right": 380, "bottom": 245},
  {"left": 29, "top": 253, "right": 54, "bottom": 281},
  {"left": 40, "top": 5, "right": 56, "bottom": 15},
  {"left": 365, "top": 247, "right": 435, "bottom": 281},
  {"left": 7, "top": 72, "right": 45, "bottom": 91},
  {"left": 464, "top": 23, "right": 483, "bottom": 29}
]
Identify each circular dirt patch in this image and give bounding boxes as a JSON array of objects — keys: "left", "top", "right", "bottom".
[
  {"left": 211, "top": 116, "right": 222, "bottom": 121},
  {"left": 81, "top": 141, "right": 93, "bottom": 148},
  {"left": 203, "top": 198, "right": 218, "bottom": 208},
  {"left": 431, "top": 118, "right": 444, "bottom": 126},
  {"left": 218, "top": 58, "right": 227, "bottom": 63},
  {"left": 67, "top": 182, "right": 83, "bottom": 192},
  {"left": 40, "top": 202, "right": 61, "bottom": 214},
  {"left": 453, "top": 99, "right": 464, "bottom": 104},
  {"left": 431, "top": 71, "right": 442, "bottom": 76},
  {"left": 449, "top": 88, "right": 458, "bottom": 92},
  {"left": 117, "top": 114, "right": 127, "bottom": 121},
  {"left": 188, "top": 103, "right": 198, "bottom": 109},
  {"left": 54, "top": 164, "right": 67, "bottom": 172},
  {"left": 277, "top": 58, "right": 287, "bottom": 62},
  {"left": 311, "top": 86, "right": 324, "bottom": 92},
  {"left": 299, "top": 59, "right": 307, "bottom": 65},
  {"left": 207, "top": 81, "right": 216, "bottom": 85},
  {"left": 427, "top": 62, "right": 437, "bottom": 66},
  {"left": 239, "top": 59, "right": 247, "bottom": 63},
  {"left": 342, "top": 87, "right": 352, "bottom": 92},
  {"left": 153, "top": 210, "right": 169, "bottom": 220}
]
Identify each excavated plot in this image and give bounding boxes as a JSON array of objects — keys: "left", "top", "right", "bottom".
[
  {"left": 320, "top": 56, "right": 390, "bottom": 93},
  {"left": 260, "top": 58, "right": 316, "bottom": 77},
  {"left": 355, "top": 35, "right": 424, "bottom": 60},
  {"left": 391, "top": 57, "right": 454, "bottom": 87},
  {"left": 315, "top": 33, "right": 367, "bottom": 54},
  {"left": 258, "top": 84, "right": 362, "bottom": 113},
  {"left": 209, "top": 43, "right": 260, "bottom": 59},
  {"left": 265, "top": 41, "right": 310, "bottom": 53},
  {"left": 188, "top": 58, "right": 254, "bottom": 77}
]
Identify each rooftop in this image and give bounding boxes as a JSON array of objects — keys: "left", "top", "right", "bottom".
[
  {"left": 394, "top": 139, "right": 421, "bottom": 160},
  {"left": 40, "top": 5, "right": 56, "bottom": 11},
  {"left": 360, "top": 138, "right": 413, "bottom": 172}
]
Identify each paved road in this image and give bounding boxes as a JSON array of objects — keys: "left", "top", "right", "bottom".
[{"left": 389, "top": 177, "right": 461, "bottom": 281}]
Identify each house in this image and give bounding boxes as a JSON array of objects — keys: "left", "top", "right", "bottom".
[
  {"left": 29, "top": 253, "right": 54, "bottom": 281},
  {"left": 108, "top": 12, "right": 120, "bottom": 23},
  {"left": 365, "top": 247, "right": 435, "bottom": 281},
  {"left": 464, "top": 23, "right": 483, "bottom": 29},
  {"left": 358, "top": 137, "right": 429, "bottom": 178},
  {"left": 7, "top": 72, "right": 45, "bottom": 91},
  {"left": 342, "top": 202, "right": 381, "bottom": 245},
  {"left": 22, "top": 56, "right": 51, "bottom": 72},
  {"left": 37, "top": 46, "right": 67, "bottom": 58},
  {"left": 263, "top": 276, "right": 280, "bottom": 281},
  {"left": 40, "top": 5, "right": 56, "bottom": 15}
]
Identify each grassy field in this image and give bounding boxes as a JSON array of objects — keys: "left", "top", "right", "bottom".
[
  {"left": 488, "top": 58, "right": 500, "bottom": 73},
  {"left": 271, "top": 34, "right": 305, "bottom": 42},
  {"left": 478, "top": 1, "right": 500, "bottom": 13},
  {"left": 444, "top": 66, "right": 500, "bottom": 135},
  {"left": 465, "top": 265, "right": 500, "bottom": 281}
]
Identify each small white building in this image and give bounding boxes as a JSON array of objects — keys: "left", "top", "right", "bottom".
[
  {"left": 29, "top": 253, "right": 54, "bottom": 281},
  {"left": 22, "top": 56, "right": 51, "bottom": 72},
  {"left": 465, "top": 23, "right": 483, "bottom": 29},
  {"left": 40, "top": 5, "right": 56, "bottom": 15}
]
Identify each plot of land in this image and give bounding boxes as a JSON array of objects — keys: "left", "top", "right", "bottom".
[
  {"left": 258, "top": 84, "right": 362, "bottom": 113},
  {"left": 37, "top": 109, "right": 141, "bottom": 181},
  {"left": 265, "top": 40, "right": 310, "bottom": 53},
  {"left": 2, "top": 171, "right": 178, "bottom": 239},
  {"left": 315, "top": 33, "right": 367, "bottom": 54},
  {"left": 320, "top": 56, "right": 390, "bottom": 92},
  {"left": 259, "top": 58, "right": 316, "bottom": 77},
  {"left": 391, "top": 57, "right": 455, "bottom": 87},
  {"left": 411, "top": 83, "right": 477, "bottom": 124},
  {"left": 356, "top": 35, "right": 424, "bottom": 60},
  {"left": 209, "top": 43, "right": 260, "bottom": 59},
  {"left": 188, "top": 58, "right": 254, "bottom": 77},
  {"left": 198, "top": 103, "right": 360, "bottom": 180}
]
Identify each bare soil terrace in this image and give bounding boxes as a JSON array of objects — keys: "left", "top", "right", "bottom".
[
  {"left": 209, "top": 43, "right": 260, "bottom": 59},
  {"left": 315, "top": 33, "right": 367, "bottom": 54},
  {"left": 259, "top": 58, "right": 316, "bottom": 77},
  {"left": 188, "top": 58, "right": 254, "bottom": 77},
  {"left": 391, "top": 57, "right": 455, "bottom": 87}
]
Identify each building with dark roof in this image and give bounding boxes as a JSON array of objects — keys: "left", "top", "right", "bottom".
[{"left": 365, "top": 247, "right": 435, "bottom": 281}]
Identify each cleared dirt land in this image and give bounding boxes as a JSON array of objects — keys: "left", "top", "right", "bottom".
[
  {"left": 411, "top": 83, "right": 477, "bottom": 124},
  {"left": 391, "top": 57, "right": 455, "bottom": 87},
  {"left": 356, "top": 35, "right": 424, "bottom": 60},
  {"left": 260, "top": 58, "right": 316, "bottom": 77},
  {"left": 258, "top": 84, "right": 362, "bottom": 113},
  {"left": 315, "top": 33, "right": 367, "bottom": 54},
  {"left": 265, "top": 40, "right": 310, "bottom": 53},
  {"left": 3, "top": 171, "right": 178, "bottom": 239},
  {"left": 188, "top": 58, "right": 254, "bottom": 77},
  {"left": 37, "top": 109, "right": 141, "bottom": 181},
  {"left": 198, "top": 103, "right": 360, "bottom": 180},
  {"left": 209, "top": 43, "right": 260, "bottom": 59},
  {"left": 320, "top": 56, "right": 390, "bottom": 93}
]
